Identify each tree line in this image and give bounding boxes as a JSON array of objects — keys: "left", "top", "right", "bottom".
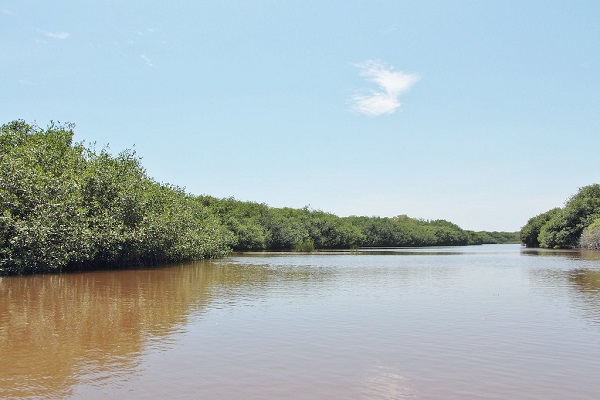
[
  {"left": 520, "top": 184, "right": 600, "bottom": 249},
  {"left": 0, "top": 121, "right": 518, "bottom": 275}
]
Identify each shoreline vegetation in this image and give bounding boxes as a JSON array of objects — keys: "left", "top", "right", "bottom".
[
  {"left": 1, "top": 121, "right": 518, "bottom": 276},
  {"left": 520, "top": 184, "right": 600, "bottom": 250}
]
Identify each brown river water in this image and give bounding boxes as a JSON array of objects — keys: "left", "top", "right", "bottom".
[{"left": 2, "top": 244, "right": 600, "bottom": 399}]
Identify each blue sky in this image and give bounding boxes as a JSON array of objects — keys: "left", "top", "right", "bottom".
[{"left": 2, "top": 1, "right": 599, "bottom": 231}]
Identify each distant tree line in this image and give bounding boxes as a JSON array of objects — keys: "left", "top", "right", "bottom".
[
  {"left": 197, "top": 199, "right": 518, "bottom": 252},
  {"left": 0, "top": 121, "right": 518, "bottom": 275},
  {"left": 520, "top": 184, "right": 600, "bottom": 249}
]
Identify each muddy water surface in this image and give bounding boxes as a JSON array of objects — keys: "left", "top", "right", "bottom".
[{"left": 2, "top": 244, "right": 600, "bottom": 399}]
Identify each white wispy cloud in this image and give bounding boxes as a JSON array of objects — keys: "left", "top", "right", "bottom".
[
  {"left": 43, "top": 31, "right": 70, "bottom": 40},
  {"left": 1, "top": 9, "right": 15, "bottom": 16},
  {"left": 136, "top": 28, "right": 155, "bottom": 36},
  {"left": 350, "top": 60, "right": 420, "bottom": 117},
  {"left": 140, "top": 54, "right": 154, "bottom": 67}
]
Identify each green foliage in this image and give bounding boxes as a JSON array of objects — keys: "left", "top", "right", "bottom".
[
  {"left": 197, "top": 196, "right": 269, "bottom": 251},
  {"left": 191, "top": 198, "right": 510, "bottom": 251},
  {"left": 0, "top": 120, "right": 231, "bottom": 275},
  {"left": 344, "top": 216, "right": 406, "bottom": 247},
  {"left": 293, "top": 240, "right": 315, "bottom": 252},
  {"left": 344, "top": 215, "right": 476, "bottom": 247},
  {"left": 579, "top": 218, "right": 600, "bottom": 250},
  {"left": 520, "top": 185, "right": 600, "bottom": 249},
  {"left": 520, "top": 208, "right": 561, "bottom": 248},
  {"left": 537, "top": 185, "right": 600, "bottom": 248},
  {"left": 299, "top": 208, "right": 363, "bottom": 249},
  {"left": 469, "top": 230, "right": 520, "bottom": 245},
  {"left": 201, "top": 198, "right": 364, "bottom": 251},
  {"left": 0, "top": 121, "right": 88, "bottom": 273}
]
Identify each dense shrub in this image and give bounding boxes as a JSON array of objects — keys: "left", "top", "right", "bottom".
[
  {"left": 538, "top": 185, "right": 600, "bottom": 248},
  {"left": 343, "top": 215, "right": 489, "bottom": 247},
  {"left": 520, "top": 208, "right": 561, "bottom": 248},
  {"left": 520, "top": 185, "right": 600, "bottom": 249},
  {"left": 0, "top": 121, "right": 231, "bottom": 275},
  {"left": 468, "top": 230, "right": 520, "bottom": 245},
  {"left": 580, "top": 218, "right": 600, "bottom": 250}
]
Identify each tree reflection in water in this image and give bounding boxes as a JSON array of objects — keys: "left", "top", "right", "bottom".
[
  {"left": 524, "top": 248, "right": 600, "bottom": 326},
  {"left": 0, "top": 261, "right": 332, "bottom": 398}
]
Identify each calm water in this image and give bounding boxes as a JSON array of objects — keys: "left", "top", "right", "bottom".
[{"left": 2, "top": 244, "right": 600, "bottom": 399}]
